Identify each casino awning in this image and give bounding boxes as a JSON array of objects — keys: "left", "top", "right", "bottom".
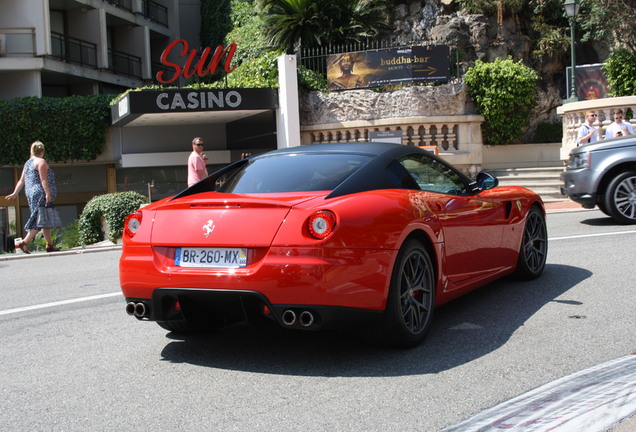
[{"left": 111, "top": 88, "right": 279, "bottom": 127}]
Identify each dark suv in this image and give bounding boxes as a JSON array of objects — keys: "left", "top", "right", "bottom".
[{"left": 561, "top": 135, "right": 636, "bottom": 224}]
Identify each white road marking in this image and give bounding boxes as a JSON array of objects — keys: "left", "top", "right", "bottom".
[
  {"left": 450, "top": 322, "right": 483, "bottom": 330},
  {"left": 0, "top": 292, "right": 122, "bottom": 317},
  {"left": 443, "top": 353, "right": 636, "bottom": 432},
  {"left": 550, "top": 230, "right": 636, "bottom": 241}
]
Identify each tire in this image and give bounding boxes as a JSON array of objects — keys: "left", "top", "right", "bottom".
[
  {"left": 603, "top": 171, "right": 636, "bottom": 224},
  {"left": 597, "top": 200, "right": 610, "bottom": 216},
  {"left": 373, "top": 239, "right": 436, "bottom": 348},
  {"left": 514, "top": 205, "right": 548, "bottom": 280}
]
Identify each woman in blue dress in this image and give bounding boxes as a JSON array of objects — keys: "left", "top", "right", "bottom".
[{"left": 5, "top": 141, "right": 60, "bottom": 253}]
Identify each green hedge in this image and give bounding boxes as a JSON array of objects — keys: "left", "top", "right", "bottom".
[
  {"left": 0, "top": 94, "right": 115, "bottom": 166},
  {"left": 79, "top": 191, "right": 148, "bottom": 245},
  {"left": 603, "top": 49, "right": 636, "bottom": 97},
  {"left": 464, "top": 57, "right": 539, "bottom": 145}
]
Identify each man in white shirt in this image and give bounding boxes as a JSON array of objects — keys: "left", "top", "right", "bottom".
[
  {"left": 577, "top": 110, "right": 599, "bottom": 146},
  {"left": 605, "top": 108, "right": 634, "bottom": 139},
  {"left": 187, "top": 137, "right": 208, "bottom": 186}
]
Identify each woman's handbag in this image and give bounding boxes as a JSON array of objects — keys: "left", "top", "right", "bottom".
[{"left": 37, "top": 203, "right": 62, "bottom": 229}]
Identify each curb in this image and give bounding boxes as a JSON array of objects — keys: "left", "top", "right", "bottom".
[
  {"left": 545, "top": 207, "right": 594, "bottom": 214},
  {"left": 0, "top": 245, "right": 121, "bottom": 261},
  {"left": 443, "top": 353, "right": 636, "bottom": 432}
]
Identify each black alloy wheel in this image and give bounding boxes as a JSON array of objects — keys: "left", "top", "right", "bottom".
[
  {"left": 604, "top": 171, "right": 636, "bottom": 224},
  {"left": 374, "top": 240, "right": 436, "bottom": 348},
  {"left": 515, "top": 205, "right": 548, "bottom": 279}
]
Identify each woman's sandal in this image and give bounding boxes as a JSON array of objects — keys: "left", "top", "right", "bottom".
[
  {"left": 46, "top": 244, "right": 61, "bottom": 253},
  {"left": 18, "top": 241, "right": 31, "bottom": 254}
]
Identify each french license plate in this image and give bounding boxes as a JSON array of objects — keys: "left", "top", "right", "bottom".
[{"left": 175, "top": 247, "right": 248, "bottom": 268}]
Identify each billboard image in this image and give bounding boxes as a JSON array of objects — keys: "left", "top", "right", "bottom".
[
  {"left": 327, "top": 45, "right": 450, "bottom": 90},
  {"left": 566, "top": 63, "right": 610, "bottom": 100}
]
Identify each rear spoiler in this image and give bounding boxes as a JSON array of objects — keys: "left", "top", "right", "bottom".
[{"left": 171, "top": 158, "right": 251, "bottom": 201}]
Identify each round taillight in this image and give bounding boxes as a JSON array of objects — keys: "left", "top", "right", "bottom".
[
  {"left": 308, "top": 210, "right": 336, "bottom": 239},
  {"left": 124, "top": 212, "right": 142, "bottom": 238}
]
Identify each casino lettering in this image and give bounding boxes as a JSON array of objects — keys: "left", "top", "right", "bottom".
[{"left": 156, "top": 90, "right": 243, "bottom": 110}]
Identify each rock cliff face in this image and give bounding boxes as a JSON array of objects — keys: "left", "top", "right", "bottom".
[
  {"left": 300, "top": 83, "right": 475, "bottom": 125},
  {"left": 301, "top": 0, "right": 571, "bottom": 138}
]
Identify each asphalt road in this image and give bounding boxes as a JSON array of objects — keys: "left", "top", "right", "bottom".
[{"left": 0, "top": 208, "right": 634, "bottom": 431}]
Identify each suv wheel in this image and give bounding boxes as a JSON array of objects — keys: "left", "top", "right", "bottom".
[{"left": 604, "top": 171, "right": 636, "bottom": 224}]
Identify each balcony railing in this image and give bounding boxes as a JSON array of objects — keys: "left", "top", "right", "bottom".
[
  {"left": 107, "top": 0, "right": 133, "bottom": 12},
  {"left": 0, "top": 27, "right": 35, "bottom": 56},
  {"left": 50, "top": 32, "right": 97, "bottom": 68},
  {"left": 557, "top": 96, "right": 636, "bottom": 161},
  {"left": 300, "top": 115, "right": 485, "bottom": 169},
  {"left": 108, "top": 49, "right": 142, "bottom": 78},
  {"left": 151, "top": 61, "right": 172, "bottom": 83},
  {"left": 142, "top": 0, "right": 168, "bottom": 26}
]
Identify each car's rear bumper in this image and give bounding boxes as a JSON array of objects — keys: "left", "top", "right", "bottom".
[
  {"left": 120, "top": 244, "right": 396, "bottom": 310},
  {"left": 125, "top": 288, "right": 383, "bottom": 331}
]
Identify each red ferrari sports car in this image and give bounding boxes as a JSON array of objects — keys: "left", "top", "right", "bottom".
[{"left": 120, "top": 142, "right": 547, "bottom": 347}]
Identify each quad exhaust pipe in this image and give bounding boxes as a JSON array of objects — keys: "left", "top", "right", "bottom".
[
  {"left": 299, "top": 311, "right": 314, "bottom": 327},
  {"left": 282, "top": 310, "right": 296, "bottom": 326},
  {"left": 126, "top": 301, "right": 148, "bottom": 318},
  {"left": 282, "top": 309, "right": 316, "bottom": 328}
]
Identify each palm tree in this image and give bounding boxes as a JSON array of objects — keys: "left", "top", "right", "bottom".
[
  {"left": 330, "top": 0, "right": 391, "bottom": 43},
  {"left": 258, "top": 0, "right": 390, "bottom": 54}
]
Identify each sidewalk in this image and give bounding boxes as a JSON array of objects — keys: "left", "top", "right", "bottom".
[
  {"left": 543, "top": 199, "right": 591, "bottom": 213},
  {"left": 610, "top": 415, "right": 636, "bottom": 432},
  {"left": 0, "top": 240, "right": 121, "bottom": 261}
]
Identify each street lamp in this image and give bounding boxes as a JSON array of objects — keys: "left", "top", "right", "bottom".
[{"left": 563, "top": 0, "right": 581, "bottom": 103}]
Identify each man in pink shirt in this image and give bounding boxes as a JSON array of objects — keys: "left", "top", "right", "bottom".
[{"left": 187, "top": 137, "right": 208, "bottom": 186}]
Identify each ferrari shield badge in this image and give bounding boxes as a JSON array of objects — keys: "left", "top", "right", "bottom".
[
  {"left": 516, "top": 200, "right": 522, "bottom": 212},
  {"left": 202, "top": 219, "right": 215, "bottom": 237}
]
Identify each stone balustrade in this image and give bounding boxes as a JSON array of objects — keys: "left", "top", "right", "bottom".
[
  {"left": 557, "top": 96, "right": 636, "bottom": 161},
  {"left": 300, "top": 114, "right": 485, "bottom": 173}
]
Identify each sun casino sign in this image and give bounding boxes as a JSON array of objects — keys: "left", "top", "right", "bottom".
[
  {"left": 156, "top": 39, "right": 237, "bottom": 84},
  {"left": 111, "top": 40, "right": 279, "bottom": 126}
]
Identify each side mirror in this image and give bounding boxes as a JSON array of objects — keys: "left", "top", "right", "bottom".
[{"left": 475, "top": 172, "right": 498, "bottom": 191}]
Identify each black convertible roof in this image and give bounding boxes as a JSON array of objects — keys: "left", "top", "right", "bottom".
[
  {"left": 257, "top": 142, "right": 411, "bottom": 158},
  {"left": 174, "top": 142, "right": 468, "bottom": 200}
]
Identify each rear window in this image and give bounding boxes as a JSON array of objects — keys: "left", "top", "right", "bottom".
[{"left": 217, "top": 153, "right": 371, "bottom": 193}]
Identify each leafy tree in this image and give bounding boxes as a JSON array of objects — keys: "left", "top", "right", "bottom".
[
  {"left": 527, "top": 0, "right": 571, "bottom": 62},
  {"left": 464, "top": 57, "right": 539, "bottom": 145},
  {"left": 603, "top": 49, "right": 636, "bottom": 97},
  {"left": 329, "top": 0, "right": 392, "bottom": 43},
  {"left": 578, "top": 0, "right": 636, "bottom": 53},
  {"left": 257, "top": 0, "right": 391, "bottom": 54},
  {"left": 200, "top": 0, "right": 233, "bottom": 47},
  {"left": 257, "top": 0, "right": 324, "bottom": 53},
  {"left": 205, "top": 50, "right": 283, "bottom": 88},
  {"left": 224, "top": 0, "right": 269, "bottom": 64}
]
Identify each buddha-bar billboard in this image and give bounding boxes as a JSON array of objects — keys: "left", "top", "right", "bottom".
[{"left": 327, "top": 45, "right": 450, "bottom": 90}]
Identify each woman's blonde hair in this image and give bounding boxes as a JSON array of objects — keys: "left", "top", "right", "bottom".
[{"left": 30, "top": 141, "right": 45, "bottom": 157}]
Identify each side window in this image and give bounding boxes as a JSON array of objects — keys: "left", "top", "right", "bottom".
[
  {"left": 399, "top": 155, "right": 468, "bottom": 195},
  {"left": 386, "top": 160, "right": 420, "bottom": 190}
]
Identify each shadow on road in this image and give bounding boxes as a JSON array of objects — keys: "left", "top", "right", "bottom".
[
  {"left": 159, "top": 263, "right": 592, "bottom": 377},
  {"left": 579, "top": 216, "right": 627, "bottom": 226}
]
